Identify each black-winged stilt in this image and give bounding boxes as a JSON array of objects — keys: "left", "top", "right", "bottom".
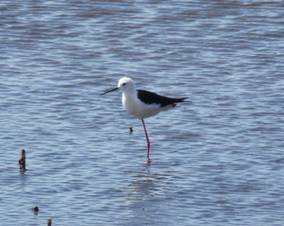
[{"left": 102, "top": 77, "right": 186, "bottom": 163}]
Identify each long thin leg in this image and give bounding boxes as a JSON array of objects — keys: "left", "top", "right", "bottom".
[{"left": 141, "top": 119, "right": 151, "bottom": 163}]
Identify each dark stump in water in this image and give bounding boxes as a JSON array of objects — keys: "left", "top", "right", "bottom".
[{"left": 19, "top": 149, "right": 26, "bottom": 172}]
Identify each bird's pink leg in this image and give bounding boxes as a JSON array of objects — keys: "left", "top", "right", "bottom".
[{"left": 141, "top": 119, "right": 151, "bottom": 163}]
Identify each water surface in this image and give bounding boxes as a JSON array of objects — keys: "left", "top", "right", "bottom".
[{"left": 0, "top": 0, "right": 283, "bottom": 225}]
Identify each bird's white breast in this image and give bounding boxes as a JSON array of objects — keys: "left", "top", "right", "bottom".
[{"left": 122, "top": 92, "right": 161, "bottom": 119}]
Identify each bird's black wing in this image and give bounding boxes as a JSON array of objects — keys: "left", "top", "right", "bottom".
[{"left": 137, "top": 89, "right": 186, "bottom": 107}]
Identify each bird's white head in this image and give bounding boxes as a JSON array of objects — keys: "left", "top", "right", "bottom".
[
  {"left": 101, "top": 77, "right": 136, "bottom": 95},
  {"left": 117, "top": 77, "right": 135, "bottom": 92}
]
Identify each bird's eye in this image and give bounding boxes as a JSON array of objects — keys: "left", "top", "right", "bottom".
[{"left": 122, "top": 83, "right": 126, "bottom": 86}]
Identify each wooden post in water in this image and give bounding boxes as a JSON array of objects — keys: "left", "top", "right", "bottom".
[
  {"left": 18, "top": 149, "right": 26, "bottom": 172},
  {"left": 48, "top": 218, "right": 52, "bottom": 226}
]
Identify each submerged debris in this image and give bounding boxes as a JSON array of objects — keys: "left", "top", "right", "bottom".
[{"left": 32, "top": 206, "right": 39, "bottom": 215}]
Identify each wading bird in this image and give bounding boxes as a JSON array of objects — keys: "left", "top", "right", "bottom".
[{"left": 102, "top": 77, "right": 186, "bottom": 163}]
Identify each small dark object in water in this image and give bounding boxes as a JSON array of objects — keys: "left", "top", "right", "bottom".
[
  {"left": 48, "top": 218, "right": 52, "bottom": 226},
  {"left": 19, "top": 149, "right": 26, "bottom": 171},
  {"left": 33, "top": 206, "right": 39, "bottom": 215},
  {"left": 129, "top": 127, "right": 133, "bottom": 134}
]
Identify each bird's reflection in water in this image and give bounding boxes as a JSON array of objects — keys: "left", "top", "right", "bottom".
[
  {"left": 128, "top": 166, "right": 168, "bottom": 198},
  {"left": 125, "top": 165, "right": 172, "bottom": 225}
]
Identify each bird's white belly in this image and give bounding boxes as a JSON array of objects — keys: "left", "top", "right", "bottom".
[{"left": 122, "top": 94, "right": 161, "bottom": 119}]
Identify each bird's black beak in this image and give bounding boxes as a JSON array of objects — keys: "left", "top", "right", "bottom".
[{"left": 101, "top": 87, "right": 119, "bottom": 95}]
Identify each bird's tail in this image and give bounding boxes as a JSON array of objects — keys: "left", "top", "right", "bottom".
[{"left": 174, "top": 97, "right": 187, "bottom": 103}]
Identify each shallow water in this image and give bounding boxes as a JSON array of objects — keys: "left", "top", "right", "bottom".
[{"left": 0, "top": 0, "right": 284, "bottom": 225}]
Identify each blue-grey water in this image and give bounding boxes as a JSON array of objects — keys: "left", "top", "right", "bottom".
[{"left": 1, "top": 0, "right": 284, "bottom": 225}]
